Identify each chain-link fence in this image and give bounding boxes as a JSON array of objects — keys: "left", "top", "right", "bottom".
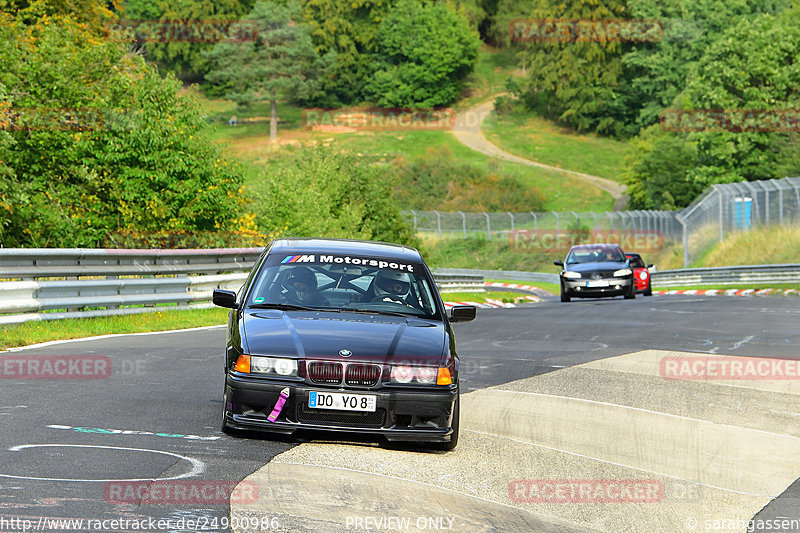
[{"left": 404, "top": 176, "right": 800, "bottom": 267}]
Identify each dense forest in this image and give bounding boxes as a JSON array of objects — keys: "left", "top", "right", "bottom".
[{"left": 1, "top": 0, "right": 798, "bottom": 247}]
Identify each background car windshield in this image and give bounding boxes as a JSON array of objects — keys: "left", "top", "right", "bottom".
[
  {"left": 247, "top": 260, "right": 440, "bottom": 319},
  {"left": 567, "top": 247, "right": 626, "bottom": 264}
]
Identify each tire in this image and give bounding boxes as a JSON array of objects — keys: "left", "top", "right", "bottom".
[
  {"left": 560, "top": 282, "right": 571, "bottom": 302},
  {"left": 644, "top": 281, "right": 652, "bottom": 296},
  {"left": 221, "top": 389, "right": 242, "bottom": 437},
  {"left": 436, "top": 394, "right": 460, "bottom": 451},
  {"left": 624, "top": 282, "right": 636, "bottom": 300}
]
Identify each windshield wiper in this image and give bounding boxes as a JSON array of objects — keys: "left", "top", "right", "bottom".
[
  {"left": 338, "top": 308, "right": 421, "bottom": 318},
  {"left": 248, "top": 303, "right": 322, "bottom": 312}
]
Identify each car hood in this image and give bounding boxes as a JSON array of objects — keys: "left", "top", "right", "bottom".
[
  {"left": 564, "top": 261, "right": 629, "bottom": 273},
  {"left": 242, "top": 310, "right": 446, "bottom": 364}
]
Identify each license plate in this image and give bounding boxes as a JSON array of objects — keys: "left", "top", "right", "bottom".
[
  {"left": 586, "top": 280, "right": 609, "bottom": 287},
  {"left": 308, "top": 391, "right": 376, "bottom": 412}
]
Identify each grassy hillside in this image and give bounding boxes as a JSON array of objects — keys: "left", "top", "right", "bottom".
[
  {"left": 483, "top": 103, "right": 629, "bottom": 182},
  {"left": 195, "top": 46, "right": 619, "bottom": 214}
]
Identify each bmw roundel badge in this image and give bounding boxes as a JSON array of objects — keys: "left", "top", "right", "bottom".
[{"left": 338, "top": 349, "right": 352, "bottom": 357}]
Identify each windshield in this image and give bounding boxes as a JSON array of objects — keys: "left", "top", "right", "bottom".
[
  {"left": 246, "top": 253, "right": 441, "bottom": 320},
  {"left": 566, "top": 246, "right": 626, "bottom": 264}
]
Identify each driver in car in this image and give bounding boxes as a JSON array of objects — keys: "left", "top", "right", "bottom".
[
  {"left": 370, "top": 270, "right": 412, "bottom": 305},
  {"left": 281, "top": 267, "right": 329, "bottom": 306}
]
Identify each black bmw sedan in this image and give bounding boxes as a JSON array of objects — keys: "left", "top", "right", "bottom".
[
  {"left": 554, "top": 244, "right": 636, "bottom": 302},
  {"left": 212, "top": 238, "right": 476, "bottom": 450}
]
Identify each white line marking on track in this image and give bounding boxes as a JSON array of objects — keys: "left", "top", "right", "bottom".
[
  {"left": 0, "top": 444, "right": 205, "bottom": 482},
  {"left": 463, "top": 429, "right": 771, "bottom": 498}
]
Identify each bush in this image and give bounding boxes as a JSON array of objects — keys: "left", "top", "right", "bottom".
[
  {"left": 255, "top": 148, "right": 418, "bottom": 247},
  {"left": 365, "top": 0, "right": 481, "bottom": 109},
  {"left": 0, "top": 15, "right": 254, "bottom": 247},
  {"left": 390, "top": 145, "right": 545, "bottom": 212}
]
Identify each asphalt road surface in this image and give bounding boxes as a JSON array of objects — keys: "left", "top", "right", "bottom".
[{"left": 1, "top": 295, "right": 798, "bottom": 532}]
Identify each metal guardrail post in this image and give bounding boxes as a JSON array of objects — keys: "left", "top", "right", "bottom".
[
  {"left": 458, "top": 211, "right": 466, "bottom": 237},
  {"left": 436, "top": 211, "right": 442, "bottom": 237},
  {"left": 530, "top": 212, "right": 538, "bottom": 234},
  {"left": 552, "top": 212, "right": 559, "bottom": 239},
  {"left": 483, "top": 212, "right": 491, "bottom": 241},
  {"left": 715, "top": 186, "right": 724, "bottom": 243},
  {"left": 677, "top": 214, "right": 689, "bottom": 268},
  {"left": 507, "top": 212, "right": 514, "bottom": 232}
]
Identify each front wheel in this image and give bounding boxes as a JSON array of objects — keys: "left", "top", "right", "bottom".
[
  {"left": 560, "top": 282, "right": 571, "bottom": 302},
  {"left": 435, "top": 394, "right": 460, "bottom": 451},
  {"left": 644, "top": 281, "right": 652, "bottom": 296},
  {"left": 624, "top": 283, "right": 636, "bottom": 300}
]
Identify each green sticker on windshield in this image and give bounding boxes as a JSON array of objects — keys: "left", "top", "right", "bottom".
[{"left": 254, "top": 297, "right": 265, "bottom": 303}]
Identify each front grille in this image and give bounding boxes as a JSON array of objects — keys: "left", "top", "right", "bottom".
[
  {"left": 297, "top": 404, "right": 386, "bottom": 427},
  {"left": 308, "top": 361, "right": 343, "bottom": 384},
  {"left": 590, "top": 271, "right": 617, "bottom": 280},
  {"left": 345, "top": 364, "right": 381, "bottom": 386}
]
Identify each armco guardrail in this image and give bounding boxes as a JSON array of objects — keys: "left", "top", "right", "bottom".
[
  {"left": 0, "top": 248, "right": 262, "bottom": 279},
  {"left": 434, "top": 268, "right": 559, "bottom": 285},
  {"left": 0, "top": 249, "right": 487, "bottom": 324},
  {"left": 650, "top": 264, "right": 800, "bottom": 287}
]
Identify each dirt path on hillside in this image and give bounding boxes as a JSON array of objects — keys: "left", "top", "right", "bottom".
[{"left": 451, "top": 96, "right": 629, "bottom": 211}]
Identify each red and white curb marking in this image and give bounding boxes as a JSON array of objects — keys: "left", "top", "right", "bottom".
[
  {"left": 654, "top": 288, "right": 798, "bottom": 297},
  {"left": 442, "top": 282, "right": 545, "bottom": 309}
]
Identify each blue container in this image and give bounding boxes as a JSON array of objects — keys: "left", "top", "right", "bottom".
[{"left": 733, "top": 197, "right": 752, "bottom": 230}]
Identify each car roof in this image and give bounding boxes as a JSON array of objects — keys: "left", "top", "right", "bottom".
[
  {"left": 625, "top": 252, "right": 642, "bottom": 258},
  {"left": 569, "top": 243, "right": 623, "bottom": 250},
  {"left": 268, "top": 238, "right": 422, "bottom": 262}
]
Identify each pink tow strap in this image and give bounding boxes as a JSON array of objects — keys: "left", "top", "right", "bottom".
[{"left": 267, "top": 387, "right": 290, "bottom": 422}]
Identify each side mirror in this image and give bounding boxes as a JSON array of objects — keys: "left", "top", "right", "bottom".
[
  {"left": 213, "top": 289, "right": 238, "bottom": 309},
  {"left": 646, "top": 264, "right": 654, "bottom": 269},
  {"left": 553, "top": 260, "right": 564, "bottom": 267},
  {"left": 449, "top": 305, "right": 476, "bottom": 323}
]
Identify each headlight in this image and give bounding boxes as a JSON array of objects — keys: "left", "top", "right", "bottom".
[
  {"left": 250, "top": 356, "right": 298, "bottom": 377},
  {"left": 639, "top": 271, "right": 648, "bottom": 280},
  {"left": 613, "top": 268, "right": 632, "bottom": 277},
  {"left": 390, "top": 365, "right": 414, "bottom": 383},
  {"left": 562, "top": 271, "right": 581, "bottom": 279},
  {"left": 389, "top": 365, "right": 439, "bottom": 384}
]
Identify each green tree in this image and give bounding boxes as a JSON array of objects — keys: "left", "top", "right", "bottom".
[
  {"left": 257, "top": 148, "right": 418, "bottom": 246},
  {"left": 204, "top": 1, "right": 329, "bottom": 140},
  {"left": 0, "top": 15, "right": 248, "bottom": 247},
  {"left": 622, "top": 125, "right": 698, "bottom": 210},
  {"left": 365, "top": 0, "right": 481, "bottom": 109},
  {"left": 681, "top": 14, "right": 800, "bottom": 185},
  {"left": 623, "top": 0, "right": 789, "bottom": 129},
  {"left": 121, "top": 0, "right": 256, "bottom": 82},
  {"left": 300, "top": 0, "right": 394, "bottom": 106},
  {"left": 513, "top": 0, "right": 634, "bottom": 137}
]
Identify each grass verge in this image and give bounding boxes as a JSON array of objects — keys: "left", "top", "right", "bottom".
[
  {"left": 1, "top": 290, "right": 535, "bottom": 350},
  {"left": 0, "top": 308, "right": 229, "bottom": 351}
]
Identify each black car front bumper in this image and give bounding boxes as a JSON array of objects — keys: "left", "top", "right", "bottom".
[
  {"left": 562, "top": 276, "right": 633, "bottom": 298},
  {"left": 223, "top": 373, "right": 458, "bottom": 442}
]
